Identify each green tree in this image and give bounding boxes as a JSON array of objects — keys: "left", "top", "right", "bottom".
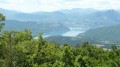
[
  {"left": 60, "top": 44, "right": 75, "bottom": 67},
  {"left": 1, "top": 29, "right": 33, "bottom": 67},
  {"left": 0, "top": 13, "right": 5, "bottom": 67},
  {"left": 0, "top": 13, "right": 5, "bottom": 31}
]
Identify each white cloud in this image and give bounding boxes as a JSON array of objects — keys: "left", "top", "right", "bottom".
[{"left": 0, "top": 0, "right": 120, "bottom": 13}]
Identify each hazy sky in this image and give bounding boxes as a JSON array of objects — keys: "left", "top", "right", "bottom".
[{"left": 0, "top": 0, "right": 120, "bottom": 13}]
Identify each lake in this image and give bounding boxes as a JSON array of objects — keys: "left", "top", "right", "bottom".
[
  {"left": 62, "top": 27, "right": 89, "bottom": 37},
  {"left": 34, "top": 27, "right": 89, "bottom": 39}
]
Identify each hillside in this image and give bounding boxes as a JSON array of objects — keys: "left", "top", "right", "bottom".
[
  {"left": 48, "top": 36, "right": 82, "bottom": 46},
  {"left": 48, "top": 24, "right": 120, "bottom": 48},
  {"left": 78, "top": 24, "right": 120, "bottom": 45},
  {"left": 1, "top": 8, "right": 120, "bottom": 46},
  {"left": 3, "top": 20, "right": 70, "bottom": 35}
]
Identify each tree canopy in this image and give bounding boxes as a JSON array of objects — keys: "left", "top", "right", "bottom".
[
  {"left": 0, "top": 29, "right": 119, "bottom": 67},
  {"left": 0, "top": 13, "right": 5, "bottom": 31}
]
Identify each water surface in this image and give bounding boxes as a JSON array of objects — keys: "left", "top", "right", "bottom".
[{"left": 62, "top": 27, "right": 89, "bottom": 37}]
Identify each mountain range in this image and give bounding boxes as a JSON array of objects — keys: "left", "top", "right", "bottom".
[
  {"left": 1, "top": 8, "right": 120, "bottom": 28},
  {"left": 3, "top": 20, "right": 70, "bottom": 35},
  {"left": 1, "top": 8, "right": 120, "bottom": 47}
]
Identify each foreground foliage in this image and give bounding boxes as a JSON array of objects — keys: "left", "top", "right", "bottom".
[{"left": 0, "top": 30, "right": 120, "bottom": 67}]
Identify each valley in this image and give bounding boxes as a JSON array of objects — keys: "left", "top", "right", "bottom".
[
  {"left": 1, "top": 0, "right": 120, "bottom": 66},
  {"left": 1, "top": 8, "right": 120, "bottom": 48}
]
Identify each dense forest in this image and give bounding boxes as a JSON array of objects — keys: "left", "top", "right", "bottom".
[{"left": 0, "top": 14, "right": 120, "bottom": 67}]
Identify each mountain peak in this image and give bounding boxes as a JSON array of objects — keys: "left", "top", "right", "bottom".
[{"left": 105, "top": 9, "right": 118, "bottom": 13}]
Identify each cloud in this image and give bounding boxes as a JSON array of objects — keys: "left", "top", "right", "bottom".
[
  {"left": 0, "top": 0, "right": 120, "bottom": 13},
  {"left": 0, "top": 0, "right": 9, "bottom": 3}
]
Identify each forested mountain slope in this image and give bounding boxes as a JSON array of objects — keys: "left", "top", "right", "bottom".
[
  {"left": 78, "top": 24, "right": 120, "bottom": 44},
  {"left": 3, "top": 20, "right": 70, "bottom": 35},
  {"left": 48, "top": 24, "right": 120, "bottom": 48}
]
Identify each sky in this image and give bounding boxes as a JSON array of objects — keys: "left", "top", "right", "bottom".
[{"left": 0, "top": 0, "right": 120, "bottom": 13}]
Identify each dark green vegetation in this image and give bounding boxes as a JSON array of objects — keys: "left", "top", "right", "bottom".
[
  {"left": 0, "top": 30, "right": 120, "bottom": 67},
  {"left": 48, "top": 36, "right": 82, "bottom": 46},
  {"left": 0, "top": 14, "right": 120, "bottom": 67},
  {"left": 0, "top": 13, "right": 5, "bottom": 31}
]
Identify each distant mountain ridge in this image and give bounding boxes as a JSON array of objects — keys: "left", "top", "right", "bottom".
[
  {"left": 1, "top": 8, "right": 120, "bottom": 48},
  {"left": 1, "top": 8, "right": 120, "bottom": 28}
]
